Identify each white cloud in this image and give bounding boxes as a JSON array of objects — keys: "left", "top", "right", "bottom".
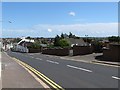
[
  {"left": 47, "top": 28, "right": 52, "bottom": 32},
  {"left": 2, "top": 23, "right": 118, "bottom": 37},
  {"left": 69, "top": 11, "right": 76, "bottom": 16},
  {"left": 33, "top": 23, "right": 118, "bottom": 37}
]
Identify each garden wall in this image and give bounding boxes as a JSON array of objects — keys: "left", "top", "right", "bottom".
[
  {"left": 42, "top": 48, "right": 69, "bottom": 56},
  {"left": 73, "top": 46, "right": 93, "bottom": 56},
  {"left": 103, "top": 44, "right": 120, "bottom": 62},
  {"left": 28, "top": 48, "right": 41, "bottom": 53}
]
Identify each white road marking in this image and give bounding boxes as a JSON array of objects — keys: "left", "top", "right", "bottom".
[
  {"left": 46, "top": 60, "right": 59, "bottom": 64},
  {"left": 67, "top": 64, "right": 92, "bottom": 73},
  {"left": 112, "top": 76, "right": 120, "bottom": 80},
  {"left": 31, "top": 56, "right": 34, "bottom": 58},
  {"left": 30, "top": 54, "right": 34, "bottom": 55},
  {"left": 36, "top": 58, "right": 42, "bottom": 60}
]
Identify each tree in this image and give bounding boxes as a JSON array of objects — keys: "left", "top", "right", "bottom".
[
  {"left": 54, "top": 35, "right": 60, "bottom": 46},
  {"left": 108, "top": 36, "right": 120, "bottom": 43},
  {"left": 83, "top": 38, "right": 92, "bottom": 43},
  {"left": 61, "top": 33, "right": 64, "bottom": 39},
  {"left": 26, "top": 36, "right": 31, "bottom": 39},
  {"left": 91, "top": 41, "right": 103, "bottom": 53},
  {"left": 68, "top": 32, "right": 79, "bottom": 39},
  {"left": 27, "top": 42, "right": 41, "bottom": 49},
  {"left": 69, "top": 32, "right": 73, "bottom": 38},
  {"left": 59, "top": 39, "right": 69, "bottom": 47},
  {"left": 41, "top": 40, "right": 47, "bottom": 44},
  {"left": 13, "top": 38, "right": 21, "bottom": 43}
]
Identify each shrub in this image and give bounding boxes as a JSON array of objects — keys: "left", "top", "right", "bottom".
[
  {"left": 59, "top": 39, "right": 70, "bottom": 48},
  {"left": 27, "top": 43, "right": 41, "bottom": 49}
]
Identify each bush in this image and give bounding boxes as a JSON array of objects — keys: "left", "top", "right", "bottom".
[
  {"left": 27, "top": 43, "right": 41, "bottom": 49},
  {"left": 92, "top": 41, "right": 103, "bottom": 53},
  {"left": 59, "top": 39, "right": 69, "bottom": 48}
]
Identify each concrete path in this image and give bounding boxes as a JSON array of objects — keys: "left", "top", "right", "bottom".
[
  {"left": 1, "top": 52, "right": 44, "bottom": 88},
  {"left": 61, "top": 53, "right": 120, "bottom": 66}
]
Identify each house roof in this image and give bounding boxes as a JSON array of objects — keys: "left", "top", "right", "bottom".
[
  {"left": 66, "top": 38, "right": 86, "bottom": 46},
  {"left": 18, "top": 38, "right": 34, "bottom": 45}
]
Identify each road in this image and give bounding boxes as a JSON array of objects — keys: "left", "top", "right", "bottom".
[{"left": 7, "top": 51, "right": 119, "bottom": 88}]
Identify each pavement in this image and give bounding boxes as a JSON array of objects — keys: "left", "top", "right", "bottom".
[
  {"left": 6, "top": 51, "right": 119, "bottom": 88},
  {"left": 44, "top": 53, "right": 120, "bottom": 67},
  {"left": 60, "top": 53, "right": 100, "bottom": 63},
  {"left": 0, "top": 53, "right": 2, "bottom": 90},
  {"left": 1, "top": 52, "right": 45, "bottom": 88}
]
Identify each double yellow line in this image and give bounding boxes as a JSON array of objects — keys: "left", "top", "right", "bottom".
[{"left": 12, "top": 57, "right": 64, "bottom": 90}]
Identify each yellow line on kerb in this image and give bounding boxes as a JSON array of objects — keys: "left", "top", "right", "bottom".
[{"left": 12, "top": 58, "right": 64, "bottom": 90}]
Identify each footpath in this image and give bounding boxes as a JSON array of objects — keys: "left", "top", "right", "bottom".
[
  {"left": 1, "top": 52, "right": 45, "bottom": 88},
  {"left": 60, "top": 53, "right": 120, "bottom": 67}
]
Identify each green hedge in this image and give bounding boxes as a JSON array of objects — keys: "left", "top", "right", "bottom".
[{"left": 27, "top": 43, "right": 41, "bottom": 49}]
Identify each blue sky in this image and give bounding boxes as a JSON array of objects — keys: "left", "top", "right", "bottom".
[{"left": 2, "top": 2, "right": 118, "bottom": 38}]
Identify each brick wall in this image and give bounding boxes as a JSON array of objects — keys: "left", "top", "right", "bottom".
[
  {"left": 103, "top": 44, "right": 120, "bottom": 62},
  {"left": 28, "top": 48, "right": 41, "bottom": 53},
  {"left": 42, "top": 48, "right": 69, "bottom": 56},
  {"left": 73, "top": 46, "right": 93, "bottom": 56}
]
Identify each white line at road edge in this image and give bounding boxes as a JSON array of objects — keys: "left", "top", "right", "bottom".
[
  {"left": 30, "top": 54, "right": 34, "bottom": 55},
  {"left": 112, "top": 76, "right": 120, "bottom": 80},
  {"left": 36, "top": 58, "right": 42, "bottom": 60},
  {"left": 46, "top": 60, "right": 59, "bottom": 64},
  {"left": 67, "top": 64, "right": 92, "bottom": 73},
  {"left": 30, "top": 56, "right": 34, "bottom": 58}
]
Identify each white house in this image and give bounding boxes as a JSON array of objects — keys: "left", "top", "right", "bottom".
[{"left": 12, "top": 37, "right": 34, "bottom": 53}]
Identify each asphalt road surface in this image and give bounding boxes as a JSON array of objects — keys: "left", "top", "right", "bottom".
[{"left": 7, "top": 51, "right": 119, "bottom": 88}]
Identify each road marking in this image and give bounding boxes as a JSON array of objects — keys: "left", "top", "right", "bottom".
[
  {"left": 112, "top": 76, "right": 120, "bottom": 80},
  {"left": 18, "top": 61, "right": 50, "bottom": 88},
  {"left": 91, "top": 61, "right": 120, "bottom": 68},
  {"left": 60, "top": 57, "right": 119, "bottom": 68},
  {"left": 30, "top": 56, "right": 34, "bottom": 58},
  {"left": 46, "top": 60, "right": 59, "bottom": 64},
  {"left": 67, "top": 64, "right": 92, "bottom": 73},
  {"left": 36, "top": 58, "right": 42, "bottom": 60},
  {"left": 4, "top": 52, "right": 50, "bottom": 88},
  {"left": 30, "top": 54, "right": 34, "bottom": 55},
  {"left": 12, "top": 58, "right": 64, "bottom": 90}
]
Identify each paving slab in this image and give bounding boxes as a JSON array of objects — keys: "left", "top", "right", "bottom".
[{"left": 1, "top": 52, "right": 44, "bottom": 88}]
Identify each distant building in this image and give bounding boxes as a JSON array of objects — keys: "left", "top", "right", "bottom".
[
  {"left": 99, "top": 39, "right": 109, "bottom": 48},
  {"left": 66, "top": 38, "right": 86, "bottom": 47},
  {"left": 12, "top": 38, "right": 34, "bottom": 53}
]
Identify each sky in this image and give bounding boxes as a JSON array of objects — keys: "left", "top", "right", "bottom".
[{"left": 2, "top": 2, "right": 118, "bottom": 38}]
